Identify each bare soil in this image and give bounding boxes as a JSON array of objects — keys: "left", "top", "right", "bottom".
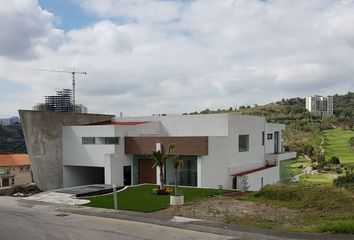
[{"left": 153, "top": 196, "right": 298, "bottom": 223}]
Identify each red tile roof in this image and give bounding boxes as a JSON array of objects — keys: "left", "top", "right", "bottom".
[
  {"left": 87, "top": 121, "right": 149, "bottom": 126},
  {"left": 0, "top": 154, "right": 31, "bottom": 167},
  {"left": 231, "top": 165, "right": 275, "bottom": 177}
]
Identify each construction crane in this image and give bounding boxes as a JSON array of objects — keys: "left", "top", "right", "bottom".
[{"left": 38, "top": 69, "right": 87, "bottom": 112}]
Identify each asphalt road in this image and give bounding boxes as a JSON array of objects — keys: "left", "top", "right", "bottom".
[{"left": 0, "top": 196, "right": 233, "bottom": 240}]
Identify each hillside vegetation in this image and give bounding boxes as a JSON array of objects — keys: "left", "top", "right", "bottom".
[
  {"left": 187, "top": 92, "right": 354, "bottom": 161},
  {"left": 0, "top": 125, "right": 27, "bottom": 153},
  {"left": 241, "top": 184, "right": 354, "bottom": 233}
]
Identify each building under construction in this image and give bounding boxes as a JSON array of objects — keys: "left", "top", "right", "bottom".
[{"left": 33, "top": 89, "right": 88, "bottom": 113}]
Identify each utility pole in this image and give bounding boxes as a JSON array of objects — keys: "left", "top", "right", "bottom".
[{"left": 38, "top": 69, "right": 87, "bottom": 112}]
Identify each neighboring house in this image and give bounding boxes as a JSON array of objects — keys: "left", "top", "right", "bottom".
[
  {"left": 0, "top": 154, "right": 32, "bottom": 188},
  {"left": 62, "top": 113, "right": 296, "bottom": 191},
  {"left": 306, "top": 95, "right": 333, "bottom": 117}
]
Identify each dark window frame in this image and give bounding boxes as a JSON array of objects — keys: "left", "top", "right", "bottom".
[
  {"left": 267, "top": 133, "right": 273, "bottom": 140},
  {"left": 239, "top": 135, "right": 249, "bottom": 152},
  {"left": 82, "top": 137, "right": 119, "bottom": 145}
]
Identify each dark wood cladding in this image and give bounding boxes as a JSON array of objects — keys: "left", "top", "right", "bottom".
[{"left": 125, "top": 137, "right": 208, "bottom": 156}]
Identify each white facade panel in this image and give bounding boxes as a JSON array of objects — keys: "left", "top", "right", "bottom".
[
  {"left": 244, "top": 165, "right": 279, "bottom": 191},
  {"left": 114, "top": 114, "right": 229, "bottom": 136},
  {"left": 63, "top": 126, "right": 116, "bottom": 167}
]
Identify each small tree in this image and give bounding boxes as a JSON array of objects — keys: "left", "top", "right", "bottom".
[
  {"left": 151, "top": 144, "right": 175, "bottom": 190},
  {"left": 239, "top": 175, "right": 250, "bottom": 192},
  {"left": 172, "top": 156, "right": 183, "bottom": 196}
]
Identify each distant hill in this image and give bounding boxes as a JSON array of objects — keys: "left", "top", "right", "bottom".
[
  {"left": 0, "top": 125, "right": 27, "bottom": 153},
  {"left": 186, "top": 92, "right": 354, "bottom": 124}
]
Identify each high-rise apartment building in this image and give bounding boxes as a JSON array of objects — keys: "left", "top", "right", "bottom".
[{"left": 306, "top": 95, "right": 333, "bottom": 117}]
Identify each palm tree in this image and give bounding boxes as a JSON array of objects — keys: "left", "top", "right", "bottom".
[
  {"left": 172, "top": 156, "right": 183, "bottom": 196},
  {"left": 152, "top": 144, "right": 175, "bottom": 190}
]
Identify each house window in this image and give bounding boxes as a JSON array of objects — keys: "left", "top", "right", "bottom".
[
  {"left": 267, "top": 133, "right": 273, "bottom": 140},
  {"left": 11, "top": 178, "right": 15, "bottom": 185},
  {"left": 82, "top": 137, "right": 119, "bottom": 145},
  {"left": 262, "top": 131, "right": 265, "bottom": 146},
  {"left": 82, "top": 137, "right": 95, "bottom": 144},
  {"left": 165, "top": 156, "right": 197, "bottom": 187},
  {"left": 97, "top": 137, "right": 120, "bottom": 145},
  {"left": 20, "top": 167, "right": 24, "bottom": 173},
  {"left": 26, "top": 166, "right": 30, "bottom": 172},
  {"left": 239, "top": 135, "right": 249, "bottom": 152}
]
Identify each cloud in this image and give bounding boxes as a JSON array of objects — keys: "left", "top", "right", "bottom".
[
  {"left": 0, "top": 0, "right": 63, "bottom": 60},
  {"left": 79, "top": 0, "right": 183, "bottom": 23},
  {"left": 1, "top": 0, "right": 354, "bottom": 117}
]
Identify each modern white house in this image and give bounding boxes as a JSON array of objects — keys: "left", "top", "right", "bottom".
[{"left": 62, "top": 113, "right": 296, "bottom": 191}]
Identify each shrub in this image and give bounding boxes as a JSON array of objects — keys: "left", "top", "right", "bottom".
[
  {"left": 336, "top": 168, "right": 343, "bottom": 174},
  {"left": 152, "top": 187, "right": 173, "bottom": 195},
  {"left": 334, "top": 173, "right": 354, "bottom": 190},
  {"left": 323, "top": 166, "right": 331, "bottom": 171},
  {"left": 348, "top": 137, "right": 354, "bottom": 150},
  {"left": 317, "top": 221, "right": 354, "bottom": 234},
  {"left": 329, "top": 156, "right": 340, "bottom": 165}
]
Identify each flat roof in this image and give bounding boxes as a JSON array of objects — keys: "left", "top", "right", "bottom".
[{"left": 87, "top": 120, "right": 149, "bottom": 126}]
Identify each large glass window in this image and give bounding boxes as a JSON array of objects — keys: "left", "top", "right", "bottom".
[
  {"left": 239, "top": 135, "right": 249, "bottom": 152},
  {"left": 82, "top": 137, "right": 119, "bottom": 145},
  {"left": 165, "top": 156, "right": 197, "bottom": 187}
]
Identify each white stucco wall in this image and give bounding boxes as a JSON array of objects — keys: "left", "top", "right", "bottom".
[
  {"left": 114, "top": 114, "right": 229, "bottom": 136},
  {"left": 63, "top": 125, "right": 117, "bottom": 167},
  {"left": 199, "top": 115, "right": 270, "bottom": 189},
  {"left": 104, "top": 154, "right": 132, "bottom": 186},
  {"left": 244, "top": 165, "right": 279, "bottom": 191},
  {"left": 265, "top": 123, "right": 285, "bottom": 154}
]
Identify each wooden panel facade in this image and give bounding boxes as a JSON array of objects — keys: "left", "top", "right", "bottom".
[
  {"left": 138, "top": 159, "right": 156, "bottom": 184},
  {"left": 125, "top": 137, "right": 208, "bottom": 156}
]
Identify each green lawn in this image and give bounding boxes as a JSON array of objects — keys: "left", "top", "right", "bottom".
[
  {"left": 299, "top": 174, "right": 335, "bottom": 185},
  {"left": 290, "top": 156, "right": 311, "bottom": 176},
  {"left": 85, "top": 184, "right": 229, "bottom": 212},
  {"left": 324, "top": 128, "right": 354, "bottom": 165}
]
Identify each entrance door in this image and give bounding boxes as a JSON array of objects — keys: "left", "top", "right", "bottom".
[
  {"left": 274, "top": 131, "right": 279, "bottom": 153},
  {"left": 2, "top": 178, "right": 9, "bottom": 187},
  {"left": 123, "top": 166, "right": 132, "bottom": 186},
  {"left": 139, "top": 159, "right": 156, "bottom": 184}
]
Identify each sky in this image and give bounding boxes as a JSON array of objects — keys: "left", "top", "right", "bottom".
[{"left": 1, "top": 0, "right": 354, "bottom": 118}]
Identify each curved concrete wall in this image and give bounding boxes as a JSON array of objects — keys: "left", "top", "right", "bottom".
[{"left": 19, "top": 110, "right": 114, "bottom": 191}]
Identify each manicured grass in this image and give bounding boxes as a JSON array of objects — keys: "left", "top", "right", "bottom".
[
  {"left": 299, "top": 174, "right": 335, "bottom": 185},
  {"left": 239, "top": 184, "right": 354, "bottom": 233},
  {"left": 324, "top": 128, "right": 354, "bottom": 165},
  {"left": 290, "top": 156, "right": 311, "bottom": 176},
  {"left": 85, "top": 184, "right": 229, "bottom": 212}
]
